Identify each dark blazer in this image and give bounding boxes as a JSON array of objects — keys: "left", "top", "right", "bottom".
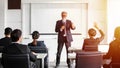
[
  {"left": 0, "top": 37, "right": 12, "bottom": 46},
  {"left": 103, "top": 39, "right": 120, "bottom": 63},
  {"left": 2, "top": 43, "right": 37, "bottom": 62},
  {"left": 55, "top": 20, "right": 75, "bottom": 43}
]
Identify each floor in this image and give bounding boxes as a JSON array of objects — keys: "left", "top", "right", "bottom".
[
  {"left": 48, "top": 62, "right": 104, "bottom": 68},
  {"left": 49, "top": 62, "right": 73, "bottom": 68}
]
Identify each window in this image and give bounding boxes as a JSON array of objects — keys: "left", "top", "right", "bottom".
[{"left": 8, "top": 0, "right": 21, "bottom": 9}]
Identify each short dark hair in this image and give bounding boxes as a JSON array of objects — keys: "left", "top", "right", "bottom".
[
  {"left": 32, "top": 31, "right": 40, "bottom": 39},
  {"left": 11, "top": 29, "right": 22, "bottom": 42},
  {"left": 88, "top": 28, "right": 96, "bottom": 36},
  {"left": 4, "top": 27, "right": 12, "bottom": 35}
]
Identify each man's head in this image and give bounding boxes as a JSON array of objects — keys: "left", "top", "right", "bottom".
[
  {"left": 4, "top": 27, "right": 12, "bottom": 37},
  {"left": 61, "top": 11, "right": 67, "bottom": 19},
  {"left": 114, "top": 26, "right": 120, "bottom": 39},
  {"left": 32, "top": 31, "right": 40, "bottom": 39},
  {"left": 88, "top": 28, "right": 96, "bottom": 37},
  {"left": 11, "top": 29, "right": 22, "bottom": 42}
]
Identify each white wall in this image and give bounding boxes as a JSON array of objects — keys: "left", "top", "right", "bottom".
[
  {"left": 0, "top": 0, "right": 7, "bottom": 38},
  {"left": 107, "top": 0, "right": 120, "bottom": 43},
  {"left": 88, "top": 0, "right": 107, "bottom": 44},
  {"left": 0, "top": 0, "right": 22, "bottom": 38},
  {"left": 6, "top": 10, "right": 22, "bottom": 30}
]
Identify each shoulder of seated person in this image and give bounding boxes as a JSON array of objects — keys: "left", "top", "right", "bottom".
[
  {"left": 28, "top": 43, "right": 32, "bottom": 46},
  {"left": 19, "top": 43, "right": 27, "bottom": 46},
  {"left": 38, "top": 41, "right": 44, "bottom": 42},
  {"left": 37, "top": 41, "right": 44, "bottom": 44}
]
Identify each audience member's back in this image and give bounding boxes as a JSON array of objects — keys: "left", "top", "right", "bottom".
[
  {"left": 0, "top": 37, "right": 11, "bottom": 46},
  {"left": 28, "top": 31, "right": 47, "bottom": 53},
  {"left": 28, "top": 31, "right": 48, "bottom": 68},
  {"left": 83, "top": 38, "right": 100, "bottom": 51},
  {"left": 28, "top": 41, "right": 46, "bottom": 48},
  {"left": 109, "top": 39, "right": 120, "bottom": 63},
  {"left": 1, "top": 29, "right": 37, "bottom": 68},
  {"left": 103, "top": 26, "right": 120, "bottom": 68},
  {"left": 28, "top": 41, "right": 48, "bottom": 53},
  {"left": 82, "top": 23, "right": 104, "bottom": 51},
  {"left": 0, "top": 27, "right": 12, "bottom": 52},
  {"left": 0, "top": 27, "right": 12, "bottom": 47},
  {"left": 103, "top": 26, "right": 120, "bottom": 62}
]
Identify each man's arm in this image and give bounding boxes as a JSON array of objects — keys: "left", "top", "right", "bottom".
[
  {"left": 29, "top": 51, "right": 37, "bottom": 62},
  {"left": 55, "top": 21, "right": 61, "bottom": 32},
  {"left": 70, "top": 21, "right": 76, "bottom": 30},
  {"left": 103, "top": 43, "right": 112, "bottom": 59},
  {"left": 55, "top": 21, "right": 65, "bottom": 32},
  {"left": 27, "top": 46, "right": 37, "bottom": 62},
  {"left": 98, "top": 29, "right": 105, "bottom": 41}
]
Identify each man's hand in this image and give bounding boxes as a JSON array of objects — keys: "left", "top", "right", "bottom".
[
  {"left": 94, "top": 22, "right": 100, "bottom": 30},
  {"left": 72, "top": 23, "right": 76, "bottom": 29},
  {"left": 60, "top": 26, "right": 65, "bottom": 31}
]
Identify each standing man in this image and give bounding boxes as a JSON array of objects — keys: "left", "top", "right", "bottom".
[{"left": 55, "top": 11, "right": 76, "bottom": 68}]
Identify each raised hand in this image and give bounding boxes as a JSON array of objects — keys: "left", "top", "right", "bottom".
[{"left": 94, "top": 22, "right": 100, "bottom": 30}]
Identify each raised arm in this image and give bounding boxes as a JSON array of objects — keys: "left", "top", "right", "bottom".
[{"left": 94, "top": 22, "right": 105, "bottom": 41}]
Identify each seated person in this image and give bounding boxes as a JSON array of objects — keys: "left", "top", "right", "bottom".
[
  {"left": 28, "top": 31, "right": 46, "bottom": 48},
  {"left": 82, "top": 22, "right": 104, "bottom": 51},
  {"left": 0, "top": 27, "right": 12, "bottom": 48},
  {"left": 28, "top": 31, "right": 48, "bottom": 68},
  {"left": 1, "top": 29, "right": 37, "bottom": 68},
  {"left": 103, "top": 26, "right": 120, "bottom": 68}
]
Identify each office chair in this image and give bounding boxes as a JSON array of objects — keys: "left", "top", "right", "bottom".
[
  {"left": 0, "top": 46, "right": 4, "bottom": 52},
  {"left": 75, "top": 51, "right": 102, "bottom": 68},
  {"left": 2, "top": 53, "right": 31, "bottom": 68}
]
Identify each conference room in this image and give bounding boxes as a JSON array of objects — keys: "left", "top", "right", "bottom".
[{"left": 0, "top": 0, "right": 120, "bottom": 68}]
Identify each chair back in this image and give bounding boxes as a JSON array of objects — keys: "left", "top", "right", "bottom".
[
  {"left": 75, "top": 51, "right": 102, "bottom": 68},
  {"left": 2, "top": 53, "right": 31, "bottom": 68},
  {"left": 0, "top": 46, "right": 4, "bottom": 52}
]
